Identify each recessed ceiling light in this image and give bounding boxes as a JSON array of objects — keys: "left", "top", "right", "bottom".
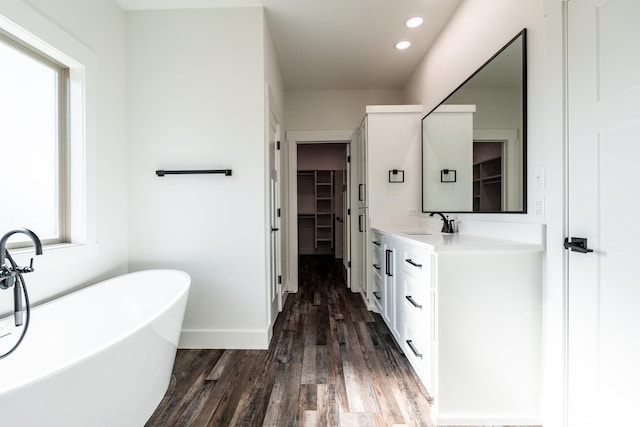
[
  {"left": 406, "top": 17, "right": 424, "bottom": 28},
  {"left": 396, "top": 40, "right": 412, "bottom": 50}
]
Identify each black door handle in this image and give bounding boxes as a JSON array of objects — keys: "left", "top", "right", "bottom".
[
  {"left": 564, "top": 237, "right": 593, "bottom": 253},
  {"left": 271, "top": 227, "right": 279, "bottom": 232}
]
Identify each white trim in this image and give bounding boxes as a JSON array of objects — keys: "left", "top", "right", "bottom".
[
  {"left": 433, "top": 104, "right": 476, "bottom": 113},
  {"left": 179, "top": 328, "right": 270, "bottom": 350},
  {"left": 365, "top": 104, "right": 423, "bottom": 114},
  {"left": 435, "top": 415, "right": 543, "bottom": 426},
  {"left": 0, "top": 0, "right": 98, "bottom": 253},
  {"left": 286, "top": 130, "right": 353, "bottom": 293}
]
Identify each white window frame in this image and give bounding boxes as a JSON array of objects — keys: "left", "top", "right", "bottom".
[
  {"left": 0, "top": 1, "right": 98, "bottom": 257},
  {"left": 0, "top": 29, "right": 69, "bottom": 248}
]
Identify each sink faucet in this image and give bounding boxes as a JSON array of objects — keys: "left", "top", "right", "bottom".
[
  {"left": 0, "top": 228, "right": 43, "bottom": 327},
  {"left": 429, "top": 212, "right": 455, "bottom": 233}
]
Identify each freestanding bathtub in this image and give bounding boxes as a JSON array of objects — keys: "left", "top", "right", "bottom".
[{"left": 0, "top": 269, "right": 190, "bottom": 427}]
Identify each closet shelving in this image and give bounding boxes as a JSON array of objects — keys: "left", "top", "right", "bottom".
[
  {"left": 297, "top": 170, "right": 335, "bottom": 254},
  {"left": 473, "top": 156, "right": 502, "bottom": 211}
]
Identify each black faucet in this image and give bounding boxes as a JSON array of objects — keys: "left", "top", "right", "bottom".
[
  {"left": 0, "top": 228, "right": 43, "bottom": 267},
  {"left": 429, "top": 212, "right": 454, "bottom": 233},
  {"left": 0, "top": 228, "right": 43, "bottom": 327}
]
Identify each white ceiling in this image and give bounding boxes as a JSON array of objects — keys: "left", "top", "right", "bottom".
[{"left": 116, "top": 0, "right": 463, "bottom": 90}]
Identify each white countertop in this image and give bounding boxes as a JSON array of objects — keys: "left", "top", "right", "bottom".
[{"left": 373, "top": 227, "right": 545, "bottom": 252}]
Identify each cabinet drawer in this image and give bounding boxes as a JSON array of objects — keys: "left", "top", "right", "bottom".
[
  {"left": 402, "top": 277, "right": 429, "bottom": 319},
  {"left": 371, "top": 247, "right": 383, "bottom": 272},
  {"left": 371, "top": 275, "right": 384, "bottom": 312},
  {"left": 401, "top": 245, "right": 432, "bottom": 282},
  {"left": 403, "top": 317, "right": 433, "bottom": 390}
]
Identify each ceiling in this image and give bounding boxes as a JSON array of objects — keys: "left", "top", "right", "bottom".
[{"left": 116, "top": 0, "right": 463, "bottom": 90}]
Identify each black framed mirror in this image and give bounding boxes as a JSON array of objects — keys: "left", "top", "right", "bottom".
[{"left": 421, "top": 29, "right": 527, "bottom": 213}]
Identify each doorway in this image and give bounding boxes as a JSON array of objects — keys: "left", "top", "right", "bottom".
[
  {"left": 296, "top": 143, "right": 348, "bottom": 259},
  {"left": 286, "top": 130, "right": 354, "bottom": 294}
]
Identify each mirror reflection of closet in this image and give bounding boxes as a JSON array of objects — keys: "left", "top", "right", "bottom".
[{"left": 473, "top": 141, "right": 503, "bottom": 211}]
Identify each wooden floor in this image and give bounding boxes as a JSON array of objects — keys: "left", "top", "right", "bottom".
[{"left": 146, "top": 255, "right": 435, "bottom": 426}]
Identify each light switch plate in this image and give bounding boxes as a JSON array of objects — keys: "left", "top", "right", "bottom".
[{"left": 535, "top": 197, "right": 545, "bottom": 216}]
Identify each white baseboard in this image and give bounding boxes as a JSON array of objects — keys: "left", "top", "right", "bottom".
[
  {"left": 435, "top": 415, "right": 542, "bottom": 426},
  {"left": 178, "top": 327, "right": 271, "bottom": 350}
]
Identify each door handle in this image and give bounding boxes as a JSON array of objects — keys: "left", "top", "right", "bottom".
[
  {"left": 564, "top": 237, "right": 593, "bottom": 253},
  {"left": 271, "top": 227, "right": 279, "bottom": 232}
]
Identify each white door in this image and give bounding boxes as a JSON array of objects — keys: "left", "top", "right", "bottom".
[
  {"left": 268, "top": 103, "right": 282, "bottom": 325},
  {"left": 567, "top": 1, "right": 640, "bottom": 425}
]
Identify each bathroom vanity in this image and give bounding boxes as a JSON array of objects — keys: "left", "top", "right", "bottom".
[{"left": 370, "top": 227, "right": 543, "bottom": 426}]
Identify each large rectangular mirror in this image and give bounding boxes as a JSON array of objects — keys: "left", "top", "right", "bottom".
[{"left": 422, "top": 29, "right": 526, "bottom": 213}]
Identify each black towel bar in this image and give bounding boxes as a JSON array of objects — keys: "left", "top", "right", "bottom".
[{"left": 155, "top": 169, "right": 232, "bottom": 177}]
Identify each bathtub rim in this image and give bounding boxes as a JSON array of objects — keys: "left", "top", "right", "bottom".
[{"left": 0, "top": 269, "right": 191, "bottom": 396}]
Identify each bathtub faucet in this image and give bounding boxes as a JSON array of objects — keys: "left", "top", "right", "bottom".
[
  {"left": 0, "top": 228, "right": 43, "bottom": 285},
  {"left": 0, "top": 229, "right": 43, "bottom": 326},
  {"left": 0, "top": 228, "right": 43, "bottom": 273}
]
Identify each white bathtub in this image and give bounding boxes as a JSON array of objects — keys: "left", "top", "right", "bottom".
[{"left": 0, "top": 269, "right": 190, "bottom": 427}]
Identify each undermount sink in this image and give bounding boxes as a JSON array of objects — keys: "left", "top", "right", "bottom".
[{"left": 403, "top": 231, "right": 432, "bottom": 236}]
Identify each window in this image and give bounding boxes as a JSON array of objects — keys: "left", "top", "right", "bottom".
[{"left": 0, "top": 31, "right": 69, "bottom": 247}]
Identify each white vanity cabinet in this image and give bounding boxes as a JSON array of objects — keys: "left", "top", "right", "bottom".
[
  {"left": 397, "top": 240, "right": 436, "bottom": 394},
  {"left": 369, "top": 230, "right": 396, "bottom": 328},
  {"left": 369, "top": 230, "right": 384, "bottom": 314},
  {"left": 373, "top": 227, "right": 544, "bottom": 426},
  {"left": 350, "top": 105, "right": 422, "bottom": 306}
]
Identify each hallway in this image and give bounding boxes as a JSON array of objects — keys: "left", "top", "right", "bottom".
[{"left": 147, "top": 255, "right": 434, "bottom": 426}]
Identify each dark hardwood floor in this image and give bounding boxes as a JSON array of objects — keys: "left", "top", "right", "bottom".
[{"left": 146, "top": 255, "right": 435, "bottom": 426}]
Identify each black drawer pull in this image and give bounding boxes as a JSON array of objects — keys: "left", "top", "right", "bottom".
[
  {"left": 405, "top": 258, "right": 422, "bottom": 268},
  {"left": 405, "top": 295, "right": 422, "bottom": 309},
  {"left": 406, "top": 340, "right": 423, "bottom": 359},
  {"left": 372, "top": 241, "right": 381, "bottom": 246},
  {"left": 373, "top": 291, "right": 381, "bottom": 300},
  {"left": 373, "top": 264, "right": 381, "bottom": 270}
]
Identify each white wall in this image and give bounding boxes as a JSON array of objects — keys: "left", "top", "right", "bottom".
[
  {"left": 0, "top": 0, "right": 129, "bottom": 311},
  {"left": 127, "top": 7, "right": 277, "bottom": 349},
  {"left": 285, "top": 89, "right": 404, "bottom": 131},
  {"left": 404, "top": 0, "right": 566, "bottom": 425}
]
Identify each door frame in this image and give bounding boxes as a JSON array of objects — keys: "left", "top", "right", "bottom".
[
  {"left": 266, "top": 85, "right": 282, "bottom": 333},
  {"left": 286, "top": 130, "right": 353, "bottom": 293}
]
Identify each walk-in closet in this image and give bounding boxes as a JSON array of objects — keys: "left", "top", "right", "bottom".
[{"left": 296, "top": 144, "right": 348, "bottom": 258}]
